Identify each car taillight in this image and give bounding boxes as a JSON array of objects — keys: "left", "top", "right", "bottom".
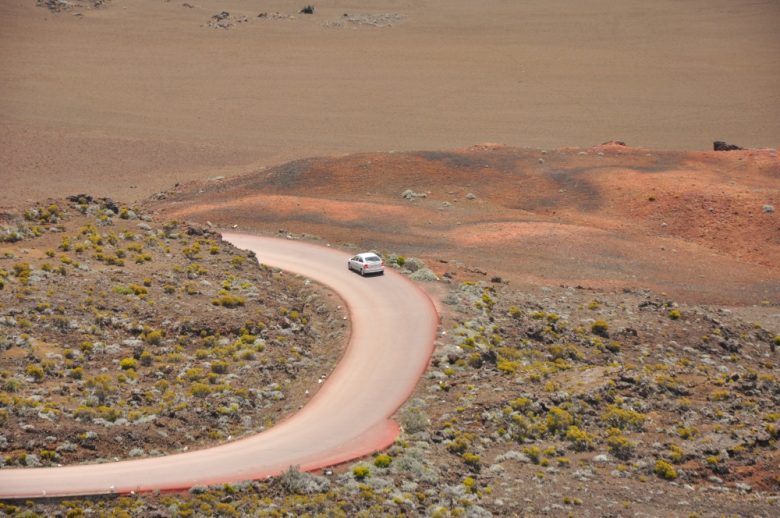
[{"left": 363, "top": 264, "right": 368, "bottom": 269}]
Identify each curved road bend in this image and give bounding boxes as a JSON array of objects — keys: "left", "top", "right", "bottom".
[{"left": 0, "top": 234, "right": 438, "bottom": 499}]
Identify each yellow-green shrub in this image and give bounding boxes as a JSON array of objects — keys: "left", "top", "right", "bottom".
[{"left": 654, "top": 459, "right": 678, "bottom": 480}]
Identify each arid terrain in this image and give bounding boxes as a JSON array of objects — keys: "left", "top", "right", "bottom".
[
  {"left": 156, "top": 143, "right": 780, "bottom": 306},
  {"left": 2, "top": 145, "right": 779, "bottom": 516},
  {"left": 0, "top": 197, "right": 347, "bottom": 467},
  {"left": 2, "top": 0, "right": 779, "bottom": 207},
  {"left": 2, "top": 0, "right": 780, "bottom": 516}
]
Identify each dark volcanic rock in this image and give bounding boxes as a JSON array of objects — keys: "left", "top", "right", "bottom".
[{"left": 713, "top": 141, "right": 744, "bottom": 151}]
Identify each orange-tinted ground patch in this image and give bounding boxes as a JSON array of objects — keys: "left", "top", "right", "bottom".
[{"left": 151, "top": 144, "right": 780, "bottom": 305}]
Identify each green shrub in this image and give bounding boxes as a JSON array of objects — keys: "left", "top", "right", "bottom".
[
  {"left": 668, "top": 444, "right": 685, "bottom": 464},
  {"left": 184, "top": 367, "right": 204, "bottom": 381},
  {"left": 601, "top": 405, "right": 646, "bottom": 431},
  {"left": 709, "top": 389, "right": 730, "bottom": 401},
  {"left": 522, "top": 445, "right": 542, "bottom": 464},
  {"left": 654, "top": 459, "right": 678, "bottom": 480},
  {"left": 591, "top": 320, "right": 609, "bottom": 336},
  {"left": 374, "top": 454, "right": 392, "bottom": 468},
  {"left": 509, "top": 397, "right": 532, "bottom": 411},
  {"left": 183, "top": 243, "right": 201, "bottom": 259},
  {"left": 547, "top": 407, "right": 575, "bottom": 434},
  {"left": 352, "top": 465, "right": 370, "bottom": 480},
  {"left": 212, "top": 295, "right": 246, "bottom": 308},
  {"left": 211, "top": 361, "right": 228, "bottom": 374},
  {"left": 39, "top": 449, "right": 58, "bottom": 462},
  {"left": 144, "top": 329, "right": 164, "bottom": 345},
  {"left": 25, "top": 364, "right": 44, "bottom": 381},
  {"left": 139, "top": 351, "right": 153, "bottom": 366},
  {"left": 96, "top": 405, "right": 121, "bottom": 422},
  {"left": 190, "top": 383, "right": 211, "bottom": 398},
  {"left": 130, "top": 284, "right": 147, "bottom": 296},
  {"left": 446, "top": 436, "right": 471, "bottom": 455},
  {"left": 463, "top": 452, "right": 481, "bottom": 471},
  {"left": 668, "top": 309, "right": 681, "bottom": 320},
  {"left": 113, "top": 285, "right": 133, "bottom": 295},
  {"left": 119, "top": 357, "right": 137, "bottom": 370},
  {"left": 3, "top": 378, "right": 20, "bottom": 392},
  {"left": 565, "top": 426, "right": 595, "bottom": 451},
  {"left": 497, "top": 359, "right": 519, "bottom": 374},
  {"left": 607, "top": 433, "right": 636, "bottom": 460},
  {"left": 73, "top": 405, "right": 96, "bottom": 421}
]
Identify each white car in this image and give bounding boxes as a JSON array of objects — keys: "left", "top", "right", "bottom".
[{"left": 347, "top": 252, "right": 385, "bottom": 276}]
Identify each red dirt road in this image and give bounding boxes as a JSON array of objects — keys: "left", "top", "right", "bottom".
[{"left": 0, "top": 234, "right": 438, "bottom": 499}]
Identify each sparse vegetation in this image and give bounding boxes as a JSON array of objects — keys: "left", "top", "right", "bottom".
[
  {"left": 1, "top": 194, "right": 778, "bottom": 516},
  {"left": 0, "top": 197, "right": 341, "bottom": 479},
  {"left": 654, "top": 459, "right": 678, "bottom": 480}
]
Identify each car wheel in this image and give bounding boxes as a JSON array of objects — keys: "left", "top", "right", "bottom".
[{"left": 360, "top": 268, "right": 365, "bottom": 276}]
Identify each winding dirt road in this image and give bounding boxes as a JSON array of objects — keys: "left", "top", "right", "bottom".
[{"left": 0, "top": 234, "right": 438, "bottom": 499}]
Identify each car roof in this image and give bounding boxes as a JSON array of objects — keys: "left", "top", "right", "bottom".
[{"left": 356, "top": 252, "right": 380, "bottom": 258}]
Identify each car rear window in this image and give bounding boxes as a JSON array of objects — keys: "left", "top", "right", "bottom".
[{"left": 365, "top": 255, "right": 381, "bottom": 262}]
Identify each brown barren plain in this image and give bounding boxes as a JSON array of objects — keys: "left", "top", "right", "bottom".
[{"left": 1, "top": 0, "right": 779, "bottom": 206}]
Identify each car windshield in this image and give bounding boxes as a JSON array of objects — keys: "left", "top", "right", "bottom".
[{"left": 364, "top": 255, "right": 381, "bottom": 262}]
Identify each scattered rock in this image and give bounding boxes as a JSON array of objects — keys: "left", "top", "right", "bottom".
[
  {"left": 36, "top": 0, "right": 107, "bottom": 13},
  {"left": 208, "top": 11, "right": 249, "bottom": 29},
  {"left": 713, "top": 141, "right": 743, "bottom": 151},
  {"left": 401, "top": 189, "right": 427, "bottom": 200},
  {"left": 324, "top": 13, "right": 404, "bottom": 29}
]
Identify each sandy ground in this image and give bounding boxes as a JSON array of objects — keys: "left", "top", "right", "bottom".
[{"left": 1, "top": 0, "right": 779, "bottom": 206}]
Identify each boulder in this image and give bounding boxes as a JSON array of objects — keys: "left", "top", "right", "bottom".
[{"left": 713, "top": 141, "right": 743, "bottom": 151}]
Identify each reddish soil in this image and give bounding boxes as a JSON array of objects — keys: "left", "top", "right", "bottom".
[{"left": 152, "top": 144, "right": 780, "bottom": 307}]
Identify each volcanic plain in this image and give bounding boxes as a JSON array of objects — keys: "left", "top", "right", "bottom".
[{"left": 1, "top": 0, "right": 780, "bottom": 516}]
